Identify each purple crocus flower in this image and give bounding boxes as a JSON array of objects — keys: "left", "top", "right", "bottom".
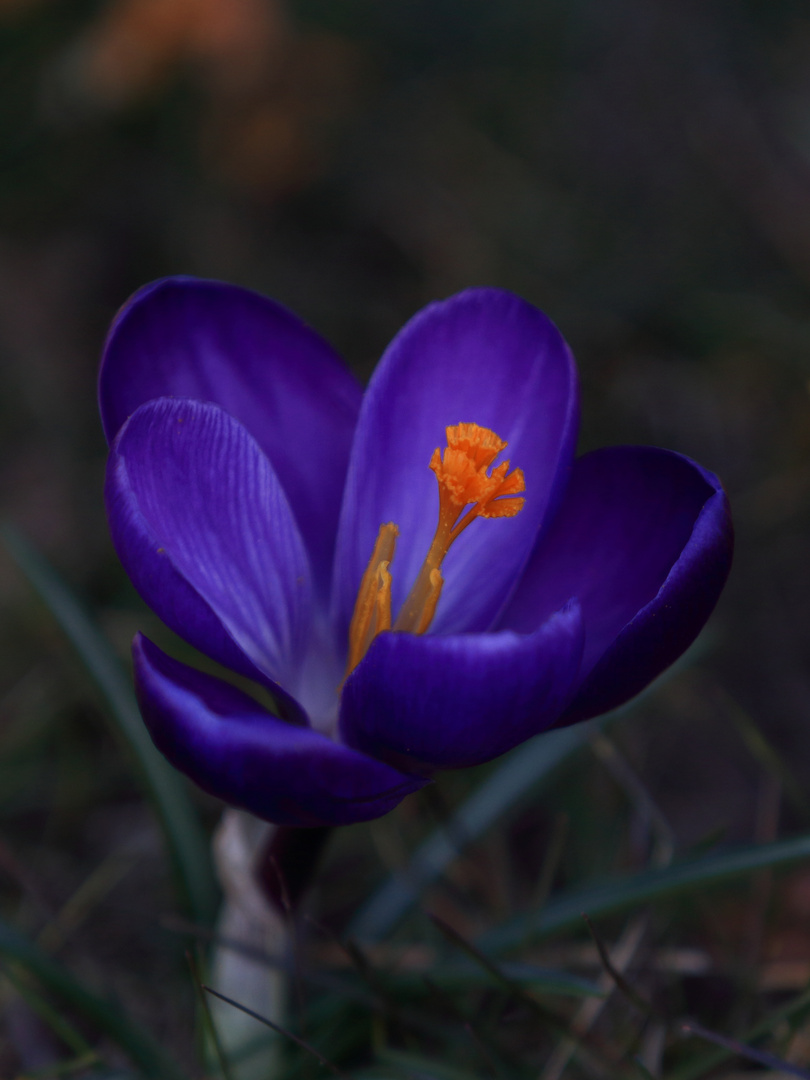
[{"left": 100, "top": 278, "right": 732, "bottom": 827}]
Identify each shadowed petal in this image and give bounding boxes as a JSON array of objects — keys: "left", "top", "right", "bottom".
[
  {"left": 107, "top": 399, "right": 312, "bottom": 694},
  {"left": 99, "top": 277, "right": 362, "bottom": 593},
  {"left": 134, "top": 636, "right": 427, "bottom": 827},
  {"left": 499, "top": 446, "right": 733, "bottom": 722},
  {"left": 333, "top": 288, "right": 579, "bottom": 642},
  {"left": 339, "top": 602, "right": 583, "bottom": 774}
]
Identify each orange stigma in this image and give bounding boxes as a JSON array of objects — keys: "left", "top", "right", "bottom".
[{"left": 344, "top": 422, "right": 525, "bottom": 679}]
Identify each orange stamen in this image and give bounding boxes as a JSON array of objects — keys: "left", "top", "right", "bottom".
[
  {"left": 344, "top": 423, "right": 525, "bottom": 678},
  {"left": 344, "top": 522, "right": 397, "bottom": 679}
]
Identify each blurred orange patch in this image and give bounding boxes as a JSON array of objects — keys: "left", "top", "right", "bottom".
[
  {"left": 203, "top": 34, "right": 361, "bottom": 197},
  {"left": 70, "top": 0, "right": 361, "bottom": 199},
  {"left": 78, "top": 0, "right": 287, "bottom": 104}
]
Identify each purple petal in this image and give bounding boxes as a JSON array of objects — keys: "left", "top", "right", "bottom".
[
  {"left": 339, "top": 602, "right": 583, "bottom": 774},
  {"left": 99, "top": 277, "right": 361, "bottom": 593},
  {"left": 107, "top": 399, "right": 312, "bottom": 696},
  {"left": 498, "top": 446, "right": 733, "bottom": 722},
  {"left": 134, "top": 635, "right": 427, "bottom": 827},
  {"left": 332, "top": 289, "right": 579, "bottom": 643}
]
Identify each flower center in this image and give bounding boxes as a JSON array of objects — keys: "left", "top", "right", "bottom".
[{"left": 344, "top": 422, "right": 525, "bottom": 679}]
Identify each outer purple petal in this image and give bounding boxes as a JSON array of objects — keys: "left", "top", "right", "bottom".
[
  {"left": 133, "top": 636, "right": 427, "bottom": 827},
  {"left": 339, "top": 602, "right": 584, "bottom": 774},
  {"left": 107, "top": 398, "right": 312, "bottom": 696},
  {"left": 332, "top": 289, "right": 579, "bottom": 642},
  {"left": 99, "top": 277, "right": 361, "bottom": 593},
  {"left": 498, "top": 446, "right": 733, "bottom": 723}
]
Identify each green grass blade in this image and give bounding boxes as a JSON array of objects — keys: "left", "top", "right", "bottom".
[
  {"left": 0, "top": 915, "right": 187, "bottom": 1079},
  {"left": 391, "top": 960, "right": 602, "bottom": 998},
  {"left": 481, "top": 830, "right": 810, "bottom": 954},
  {"left": 670, "top": 985, "right": 810, "bottom": 1080},
  {"left": 349, "top": 721, "right": 600, "bottom": 942},
  {"left": 1, "top": 524, "right": 217, "bottom": 924},
  {"left": 2, "top": 960, "right": 93, "bottom": 1056}
]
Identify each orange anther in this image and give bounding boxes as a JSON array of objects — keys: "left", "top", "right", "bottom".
[{"left": 344, "top": 523, "right": 397, "bottom": 680}]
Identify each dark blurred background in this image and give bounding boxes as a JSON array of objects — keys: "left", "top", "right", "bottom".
[{"left": 0, "top": 0, "right": 808, "bottom": 1070}]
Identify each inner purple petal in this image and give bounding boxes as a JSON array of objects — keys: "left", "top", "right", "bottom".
[{"left": 332, "top": 288, "right": 579, "bottom": 641}]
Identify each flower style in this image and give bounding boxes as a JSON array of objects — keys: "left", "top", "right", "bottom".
[{"left": 100, "top": 279, "right": 733, "bottom": 827}]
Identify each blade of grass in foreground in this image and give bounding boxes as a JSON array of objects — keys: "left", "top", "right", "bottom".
[
  {"left": 349, "top": 721, "right": 601, "bottom": 942},
  {"left": 670, "top": 985, "right": 810, "bottom": 1080},
  {"left": 480, "top": 830, "right": 810, "bottom": 954},
  {"left": 1, "top": 524, "right": 217, "bottom": 924},
  {"left": 0, "top": 914, "right": 187, "bottom": 1080},
  {"left": 390, "top": 960, "right": 602, "bottom": 999}
]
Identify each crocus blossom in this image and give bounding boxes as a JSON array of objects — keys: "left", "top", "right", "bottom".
[{"left": 100, "top": 278, "right": 733, "bottom": 827}]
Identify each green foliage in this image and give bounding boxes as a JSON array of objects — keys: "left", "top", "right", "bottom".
[{"left": 1, "top": 524, "right": 217, "bottom": 927}]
